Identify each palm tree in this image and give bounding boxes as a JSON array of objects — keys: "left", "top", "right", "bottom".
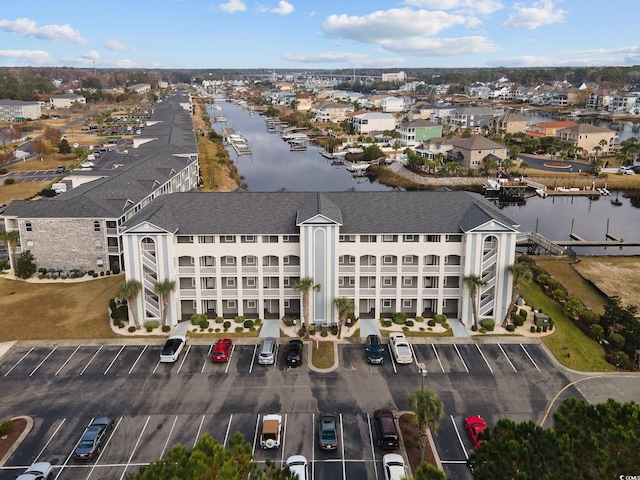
[
  {"left": 116, "top": 280, "right": 143, "bottom": 330},
  {"left": 502, "top": 262, "right": 533, "bottom": 328},
  {"left": 519, "top": 161, "right": 530, "bottom": 176},
  {"left": 334, "top": 297, "right": 355, "bottom": 339},
  {"left": 154, "top": 279, "right": 176, "bottom": 328},
  {"left": 293, "top": 277, "right": 320, "bottom": 339},
  {"left": 408, "top": 388, "right": 444, "bottom": 463},
  {"left": 0, "top": 230, "right": 20, "bottom": 270},
  {"left": 463, "top": 274, "right": 487, "bottom": 329}
]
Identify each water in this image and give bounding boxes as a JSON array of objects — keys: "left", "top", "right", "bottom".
[{"left": 207, "top": 101, "right": 640, "bottom": 256}]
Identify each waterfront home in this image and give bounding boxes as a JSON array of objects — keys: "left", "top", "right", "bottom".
[
  {"left": 556, "top": 123, "right": 617, "bottom": 156},
  {"left": 449, "top": 107, "right": 502, "bottom": 132},
  {"left": 314, "top": 102, "right": 354, "bottom": 123},
  {"left": 608, "top": 86, "right": 640, "bottom": 115},
  {"left": 448, "top": 135, "right": 507, "bottom": 171},
  {"left": 525, "top": 120, "right": 577, "bottom": 138},
  {"left": 350, "top": 112, "right": 396, "bottom": 135},
  {"left": 398, "top": 119, "right": 442, "bottom": 148},
  {"left": 489, "top": 112, "right": 529, "bottom": 135}
]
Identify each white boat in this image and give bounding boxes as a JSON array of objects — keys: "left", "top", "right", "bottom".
[
  {"left": 346, "top": 162, "right": 370, "bottom": 173},
  {"left": 535, "top": 188, "right": 548, "bottom": 198}
]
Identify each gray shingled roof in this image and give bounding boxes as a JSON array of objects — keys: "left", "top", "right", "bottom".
[
  {"left": 122, "top": 190, "right": 518, "bottom": 235},
  {"left": 452, "top": 135, "right": 505, "bottom": 150}
]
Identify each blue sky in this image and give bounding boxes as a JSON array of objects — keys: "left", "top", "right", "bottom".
[{"left": 0, "top": 0, "right": 638, "bottom": 70}]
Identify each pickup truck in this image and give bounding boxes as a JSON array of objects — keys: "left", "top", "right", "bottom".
[
  {"left": 260, "top": 414, "right": 282, "bottom": 449},
  {"left": 389, "top": 332, "right": 413, "bottom": 364}
]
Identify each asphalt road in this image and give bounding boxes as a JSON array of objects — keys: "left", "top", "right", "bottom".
[{"left": 0, "top": 337, "right": 590, "bottom": 480}]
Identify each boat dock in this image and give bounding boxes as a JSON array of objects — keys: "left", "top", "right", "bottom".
[{"left": 222, "top": 127, "right": 252, "bottom": 155}]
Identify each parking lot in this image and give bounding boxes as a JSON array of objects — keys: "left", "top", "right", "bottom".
[{"left": 0, "top": 340, "right": 571, "bottom": 480}]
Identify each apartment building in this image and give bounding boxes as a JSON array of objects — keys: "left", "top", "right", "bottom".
[{"left": 0, "top": 99, "right": 42, "bottom": 121}]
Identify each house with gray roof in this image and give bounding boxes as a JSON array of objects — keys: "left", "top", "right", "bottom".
[{"left": 449, "top": 136, "right": 507, "bottom": 171}]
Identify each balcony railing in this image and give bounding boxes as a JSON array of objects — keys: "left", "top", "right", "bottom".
[
  {"left": 178, "top": 266, "right": 195, "bottom": 275},
  {"left": 199, "top": 266, "right": 216, "bottom": 274}
]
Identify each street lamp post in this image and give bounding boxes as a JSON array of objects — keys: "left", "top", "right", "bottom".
[{"left": 417, "top": 362, "right": 427, "bottom": 390}]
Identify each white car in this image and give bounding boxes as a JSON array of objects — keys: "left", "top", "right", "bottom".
[
  {"left": 260, "top": 414, "right": 282, "bottom": 449},
  {"left": 80, "top": 161, "right": 94, "bottom": 168},
  {"left": 383, "top": 453, "right": 407, "bottom": 480},
  {"left": 160, "top": 334, "right": 186, "bottom": 363},
  {"left": 389, "top": 332, "right": 413, "bottom": 364},
  {"left": 619, "top": 166, "right": 635, "bottom": 175},
  {"left": 16, "top": 461, "right": 53, "bottom": 480},
  {"left": 285, "top": 455, "right": 308, "bottom": 480}
]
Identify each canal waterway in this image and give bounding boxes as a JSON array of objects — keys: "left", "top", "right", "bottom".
[{"left": 207, "top": 101, "right": 640, "bottom": 256}]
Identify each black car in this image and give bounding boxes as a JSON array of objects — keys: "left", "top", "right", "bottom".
[
  {"left": 286, "top": 339, "right": 303, "bottom": 367},
  {"left": 73, "top": 417, "right": 114, "bottom": 461},
  {"left": 318, "top": 412, "right": 339, "bottom": 451},
  {"left": 365, "top": 334, "right": 384, "bottom": 364}
]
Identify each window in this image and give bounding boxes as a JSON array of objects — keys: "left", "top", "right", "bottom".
[
  {"left": 424, "top": 255, "right": 440, "bottom": 266},
  {"left": 403, "top": 255, "right": 416, "bottom": 265},
  {"left": 284, "top": 300, "right": 291, "bottom": 308},
  {"left": 241, "top": 235, "right": 256, "bottom": 243},
  {"left": 262, "top": 235, "right": 278, "bottom": 243},
  {"left": 383, "top": 255, "right": 394, "bottom": 264},
  {"left": 283, "top": 256, "right": 290, "bottom": 265},
  {"left": 403, "top": 277, "right": 413, "bottom": 286},
  {"left": 445, "top": 255, "right": 461, "bottom": 265},
  {"left": 226, "top": 277, "right": 236, "bottom": 287},
  {"left": 95, "top": 240, "right": 102, "bottom": 249},
  {"left": 339, "top": 234, "right": 355, "bottom": 242},
  {"left": 382, "top": 234, "right": 397, "bottom": 242},
  {"left": 361, "top": 255, "right": 376, "bottom": 266},
  {"left": 246, "top": 277, "right": 256, "bottom": 287},
  {"left": 403, "top": 234, "right": 417, "bottom": 242},
  {"left": 383, "top": 277, "right": 393, "bottom": 286},
  {"left": 94, "top": 221, "right": 101, "bottom": 232},
  {"left": 227, "top": 300, "right": 236, "bottom": 309},
  {"left": 177, "top": 235, "right": 193, "bottom": 243},
  {"left": 224, "top": 256, "right": 236, "bottom": 266},
  {"left": 263, "top": 256, "right": 278, "bottom": 267},
  {"left": 198, "top": 235, "right": 214, "bottom": 243},
  {"left": 201, "top": 256, "right": 215, "bottom": 267},
  {"left": 446, "top": 234, "right": 462, "bottom": 242},
  {"left": 360, "top": 235, "right": 377, "bottom": 242},
  {"left": 222, "top": 235, "right": 236, "bottom": 243},
  {"left": 383, "top": 299, "right": 392, "bottom": 308},
  {"left": 26, "top": 240, "right": 33, "bottom": 248},
  {"left": 339, "top": 277, "right": 344, "bottom": 287},
  {"left": 403, "top": 299, "right": 412, "bottom": 308},
  {"left": 283, "top": 278, "right": 290, "bottom": 287},
  {"left": 283, "top": 235, "right": 299, "bottom": 243},
  {"left": 97, "top": 258, "right": 104, "bottom": 267},
  {"left": 244, "top": 256, "right": 256, "bottom": 265},
  {"left": 25, "top": 222, "right": 32, "bottom": 232},
  {"left": 247, "top": 300, "right": 257, "bottom": 309},
  {"left": 426, "top": 235, "right": 441, "bottom": 243}
]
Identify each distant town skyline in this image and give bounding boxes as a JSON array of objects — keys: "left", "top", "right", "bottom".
[{"left": 0, "top": 1, "right": 639, "bottom": 70}]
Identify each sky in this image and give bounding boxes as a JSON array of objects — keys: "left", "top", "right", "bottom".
[{"left": 0, "top": 0, "right": 638, "bottom": 70}]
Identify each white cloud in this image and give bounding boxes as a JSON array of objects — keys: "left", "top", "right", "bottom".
[
  {"left": 323, "top": 8, "right": 470, "bottom": 42},
  {"left": 282, "top": 51, "right": 405, "bottom": 67},
  {"left": 82, "top": 50, "right": 101, "bottom": 61},
  {"left": 403, "top": 0, "right": 504, "bottom": 15},
  {"left": 503, "top": 0, "right": 565, "bottom": 29},
  {"left": 487, "top": 46, "right": 640, "bottom": 67},
  {"left": 0, "top": 17, "right": 87, "bottom": 44},
  {"left": 104, "top": 39, "right": 129, "bottom": 51},
  {"left": 269, "top": 1, "right": 294, "bottom": 15},
  {"left": 0, "top": 49, "right": 51, "bottom": 64},
  {"left": 380, "top": 35, "right": 500, "bottom": 56},
  {"left": 218, "top": 0, "right": 247, "bottom": 13}
]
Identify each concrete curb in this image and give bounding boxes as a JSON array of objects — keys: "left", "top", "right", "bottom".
[{"left": 0, "top": 416, "right": 33, "bottom": 467}]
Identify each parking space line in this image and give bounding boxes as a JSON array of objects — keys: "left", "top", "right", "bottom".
[
  {"left": 249, "top": 345, "right": 258, "bottom": 373},
  {"left": 431, "top": 344, "right": 445, "bottom": 373},
  {"left": 498, "top": 344, "right": 518, "bottom": 372},
  {"left": 30, "top": 346, "right": 57, "bottom": 376},
  {"left": 104, "top": 345, "right": 125, "bottom": 375},
  {"left": 223, "top": 414, "right": 234, "bottom": 448},
  {"left": 128, "top": 346, "right": 147, "bottom": 375},
  {"left": 177, "top": 345, "right": 191, "bottom": 374},
  {"left": 3, "top": 346, "right": 34, "bottom": 377},
  {"left": 35, "top": 418, "right": 66, "bottom": 461},
  {"left": 225, "top": 345, "right": 235, "bottom": 374},
  {"left": 450, "top": 414, "right": 469, "bottom": 460},
  {"left": 160, "top": 415, "right": 179, "bottom": 458},
  {"left": 80, "top": 346, "right": 103, "bottom": 375},
  {"left": 410, "top": 343, "right": 419, "bottom": 369},
  {"left": 475, "top": 344, "right": 493, "bottom": 374},
  {"left": 389, "top": 346, "right": 398, "bottom": 374},
  {"left": 366, "top": 413, "right": 379, "bottom": 480},
  {"left": 280, "top": 414, "right": 288, "bottom": 465},
  {"left": 453, "top": 344, "right": 469, "bottom": 373},
  {"left": 193, "top": 414, "right": 206, "bottom": 448},
  {"left": 311, "top": 413, "right": 316, "bottom": 479},
  {"left": 251, "top": 414, "right": 261, "bottom": 455},
  {"left": 520, "top": 344, "right": 541, "bottom": 372},
  {"left": 119, "top": 415, "right": 150, "bottom": 480},
  {"left": 152, "top": 358, "right": 161, "bottom": 374},
  {"left": 201, "top": 344, "right": 214, "bottom": 373},
  {"left": 339, "top": 413, "right": 346, "bottom": 480},
  {"left": 55, "top": 346, "right": 81, "bottom": 376}
]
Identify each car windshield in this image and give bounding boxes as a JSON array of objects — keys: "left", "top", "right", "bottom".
[{"left": 78, "top": 440, "right": 94, "bottom": 448}]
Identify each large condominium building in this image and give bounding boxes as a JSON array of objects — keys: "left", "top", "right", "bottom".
[{"left": 0, "top": 99, "right": 42, "bottom": 121}]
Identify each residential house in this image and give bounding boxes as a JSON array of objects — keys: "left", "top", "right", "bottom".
[
  {"left": 586, "top": 88, "right": 615, "bottom": 111},
  {"left": 489, "top": 112, "right": 529, "bottom": 135},
  {"left": 414, "top": 137, "right": 453, "bottom": 161},
  {"left": 50, "top": 94, "right": 86, "bottom": 109},
  {"left": 398, "top": 119, "right": 442, "bottom": 147},
  {"left": 525, "top": 121, "right": 577, "bottom": 138},
  {"left": 550, "top": 87, "right": 585, "bottom": 107},
  {"left": 556, "top": 123, "right": 617, "bottom": 156},
  {"left": 380, "top": 96, "right": 406, "bottom": 113},
  {"left": 450, "top": 107, "right": 502, "bottom": 132},
  {"left": 350, "top": 112, "right": 396, "bottom": 135},
  {"left": 0, "top": 99, "right": 41, "bottom": 121},
  {"left": 315, "top": 102, "right": 354, "bottom": 123},
  {"left": 608, "top": 86, "right": 640, "bottom": 115},
  {"left": 294, "top": 94, "right": 314, "bottom": 111},
  {"left": 449, "top": 136, "right": 507, "bottom": 171}
]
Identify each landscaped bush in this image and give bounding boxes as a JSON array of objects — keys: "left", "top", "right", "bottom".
[
  {"left": 406, "top": 320, "right": 414, "bottom": 327},
  {"left": 199, "top": 319, "right": 209, "bottom": 329},
  {"left": 234, "top": 315, "right": 245, "bottom": 324},
  {"left": 415, "top": 316, "right": 424, "bottom": 323},
  {"left": 321, "top": 330, "right": 328, "bottom": 337},
  {"left": 531, "top": 325, "right": 537, "bottom": 333},
  {"left": 519, "top": 308, "right": 528, "bottom": 318},
  {"left": 282, "top": 316, "right": 295, "bottom": 327},
  {"left": 191, "top": 313, "right": 207, "bottom": 325},
  {"left": 0, "top": 420, "right": 12, "bottom": 436},
  {"left": 99, "top": 271, "right": 105, "bottom": 276},
  {"left": 93, "top": 273, "right": 99, "bottom": 278},
  {"left": 536, "top": 326, "right": 542, "bottom": 333},
  {"left": 609, "top": 332, "right": 626, "bottom": 350},
  {"left": 479, "top": 327, "right": 487, "bottom": 334},
  {"left": 254, "top": 318, "right": 262, "bottom": 326},
  {"left": 215, "top": 316, "right": 224, "bottom": 324},
  {"left": 480, "top": 318, "right": 495, "bottom": 331},
  {"left": 590, "top": 324, "right": 604, "bottom": 341},
  {"left": 433, "top": 314, "right": 447, "bottom": 324},
  {"left": 162, "top": 325, "right": 171, "bottom": 333},
  {"left": 392, "top": 312, "right": 407, "bottom": 325},
  {"left": 223, "top": 321, "right": 231, "bottom": 329},
  {"left": 380, "top": 319, "right": 392, "bottom": 328},
  {"left": 128, "top": 326, "right": 136, "bottom": 333},
  {"left": 144, "top": 320, "right": 159, "bottom": 330},
  {"left": 579, "top": 309, "right": 600, "bottom": 326},
  {"left": 331, "top": 326, "right": 338, "bottom": 335},
  {"left": 112, "top": 265, "right": 120, "bottom": 274},
  {"left": 506, "top": 324, "right": 516, "bottom": 332},
  {"left": 4, "top": 177, "right": 15, "bottom": 185},
  {"left": 235, "top": 326, "right": 243, "bottom": 333},
  {"left": 308, "top": 325, "right": 316, "bottom": 335},
  {"left": 514, "top": 315, "right": 525, "bottom": 327},
  {"left": 472, "top": 325, "right": 478, "bottom": 332},
  {"left": 88, "top": 270, "right": 95, "bottom": 276},
  {"left": 427, "top": 319, "right": 436, "bottom": 327},
  {"left": 243, "top": 319, "right": 254, "bottom": 329}
]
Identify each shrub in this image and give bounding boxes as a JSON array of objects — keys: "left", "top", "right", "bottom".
[
  {"left": 519, "top": 308, "right": 528, "bottom": 318},
  {"left": 144, "top": 320, "right": 159, "bottom": 330},
  {"left": 298, "top": 327, "right": 306, "bottom": 337},
  {"left": 4, "top": 177, "right": 15, "bottom": 185},
  {"left": 308, "top": 325, "right": 316, "bottom": 335},
  {"left": 331, "top": 326, "right": 338, "bottom": 335},
  {"left": 100, "top": 271, "right": 105, "bottom": 276},
  {"left": 553, "top": 289, "right": 567, "bottom": 301},
  {"left": 392, "top": 312, "right": 407, "bottom": 325},
  {"left": 93, "top": 273, "right": 99, "bottom": 278},
  {"left": 243, "top": 319, "right": 254, "bottom": 329},
  {"left": 433, "top": 314, "right": 447, "bottom": 324},
  {"left": 112, "top": 265, "right": 120, "bottom": 274},
  {"left": 479, "top": 327, "right": 487, "bottom": 334},
  {"left": 88, "top": 270, "right": 95, "bottom": 276},
  {"left": 282, "top": 316, "right": 295, "bottom": 327},
  {"left": 506, "top": 324, "right": 516, "bottom": 332},
  {"left": 402, "top": 326, "right": 409, "bottom": 331},
  {"left": 320, "top": 330, "right": 328, "bottom": 337},
  {"left": 128, "top": 326, "right": 136, "bottom": 333},
  {"left": 199, "top": 319, "right": 209, "bottom": 329},
  {"left": 536, "top": 326, "right": 542, "bottom": 333},
  {"left": 161, "top": 325, "right": 171, "bottom": 333},
  {"left": 480, "top": 319, "right": 495, "bottom": 331},
  {"left": 514, "top": 315, "right": 525, "bottom": 327},
  {"left": 590, "top": 324, "right": 604, "bottom": 341},
  {"left": 0, "top": 420, "right": 12, "bottom": 436},
  {"left": 415, "top": 316, "right": 424, "bottom": 323},
  {"left": 106, "top": 271, "right": 111, "bottom": 276},
  {"left": 406, "top": 320, "right": 414, "bottom": 327},
  {"left": 579, "top": 309, "right": 599, "bottom": 327},
  {"left": 235, "top": 326, "right": 243, "bottom": 333},
  {"left": 609, "top": 332, "right": 625, "bottom": 350},
  {"left": 381, "top": 319, "right": 392, "bottom": 328},
  {"left": 234, "top": 315, "right": 245, "bottom": 324},
  {"left": 427, "top": 319, "right": 436, "bottom": 327},
  {"left": 191, "top": 313, "right": 207, "bottom": 325},
  {"left": 15, "top": 250, "right": 37, "bottom": 279},
  {"left": 208, "top": 328, "right": 213, "bottom": 332},
  {"left": 531, "top": 325, "right": 537, "bottom": 333},
  {"left": 472, "top": 325, "right": 478, "bottom": 332},
  {"left": 443, "top": 323, "right": 450, "bottom": 329},
  {"left": 146, "top": 326, "right": 153, "bottom": 332},
  {"left": 215, "top": 316, "right": 224, "bottom": 324},
  {"left": 254, "top": 318, "right": 262, "bottom": 326},
  {"left": 118, "top": 322, "right": 125, "bottom": 328},
  {"left": 223, "top": 321, "right": 231, "bottom": 329}
]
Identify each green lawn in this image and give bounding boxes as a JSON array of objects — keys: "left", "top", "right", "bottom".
[{"left": 521, "top": 279, "right": 611, "bottom": 372}]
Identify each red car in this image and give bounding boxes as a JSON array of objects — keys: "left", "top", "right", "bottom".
[
  {"left": 211, "top": 338, "right": 233, "bottom": 362},
  {"left": 465, "top": 415, "right": 487, "bottom": 451}
]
